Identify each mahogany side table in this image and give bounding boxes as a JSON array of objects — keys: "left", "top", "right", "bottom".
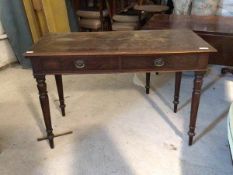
[{"left": 25, "top": 30, "right": 216, "bottom": 149}]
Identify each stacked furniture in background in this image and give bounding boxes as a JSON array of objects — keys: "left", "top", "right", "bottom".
[
  {"left": 133, "top": 1, "right": 169, "bottom": 26},
  {"left": 76, "top": 0, "right": 111, "bottom": 31},
  {"left": 111, "top": 2, "right": 140, "bottom": 31},
  {"left": 111, "top": 0, "right": 167, "bottom": 31}
]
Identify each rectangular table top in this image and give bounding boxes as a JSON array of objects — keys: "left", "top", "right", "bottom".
[
  {"left": 143, "top": 15, "right": 233, "bottom": 36},
  {"left": 25, "top": 30, "right": 216, "bottom": 58}
]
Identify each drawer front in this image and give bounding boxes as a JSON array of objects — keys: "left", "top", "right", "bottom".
[
  {"left": 39, "top": 56, "right": 119, "bottom": 73},
  {"left": 121, "top": 54, "right": 208, "bottom": 71},
  {"left": 31, "top": 54, "right": 209, "bottom": 74}
]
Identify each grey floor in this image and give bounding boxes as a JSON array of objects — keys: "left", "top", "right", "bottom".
[{"left": 0, "top": 64, "right": 232, "bottom": 175}]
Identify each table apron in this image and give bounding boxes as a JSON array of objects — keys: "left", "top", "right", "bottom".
[{"left": 31, "top": 54, "right": 209, "bottom": 75}]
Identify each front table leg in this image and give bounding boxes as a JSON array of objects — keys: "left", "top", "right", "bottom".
[
  {"left": 188, "top": 71, "right": 205, "bottom": 145},
  {"left": 35, "top": 75, "right": 54, "bottom": 148}
]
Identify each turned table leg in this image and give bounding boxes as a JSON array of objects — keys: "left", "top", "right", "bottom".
[
  {"left": 173, "top": 72, "right": 182, "bottom": 113},
  {"left": 35, "top": 75, "right": 54, "bottom": 148},
  {"left": 145, "top": 72, "right": 151, "bottom": 94},
  {"left": 55, "top": 75, "right": 66, "bottom": 116},
  {"left": 188, "top": 71, "right": 205, "bottom": 146}
]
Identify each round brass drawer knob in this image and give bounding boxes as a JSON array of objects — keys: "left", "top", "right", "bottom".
[
  {"left": 74, "top": 60, "right": 85, "bottom": 69},
  {"left": 154, "top": 58, "right": 165, "bottom": 67}
]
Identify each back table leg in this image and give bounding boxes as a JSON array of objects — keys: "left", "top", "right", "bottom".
[
  {"left": 145, "top": 72, "right": 151, "bottom": 94},
  {"left": 188, "top": 71, "right": 205, "bottom": 145},
  {"left": 35, "top": 75, "right": 54, "bottom": 148},
  {"left": 173, "top": 72, "right": 182, "bottom": 113},
  {"left": 55, "top": 75, "right": 66, "bottom": 116}
]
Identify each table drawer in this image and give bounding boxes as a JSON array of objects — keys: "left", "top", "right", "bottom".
[
  {"left": 121, "top": 55, "right": 208, "bottom": 71},
  {"left": 40, "top": 56, "right": 119, "bottom": 73}
]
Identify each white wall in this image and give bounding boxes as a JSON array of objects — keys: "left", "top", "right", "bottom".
[{"left": 0, "top": 20, "right": 16, "bottom": 68}]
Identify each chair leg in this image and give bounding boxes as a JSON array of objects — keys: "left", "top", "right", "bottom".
[
  {"left": 145, "top": 72, "right": 151, "bottom": 94},
  {"left": 173, "top": 72, "right": 182, "bottom": 113},
  {"left": 221, "top": 67, "right": 233, "bottom": 75}
]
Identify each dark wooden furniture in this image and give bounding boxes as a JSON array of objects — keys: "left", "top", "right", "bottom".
[
  {"left": 135, "top": 4, "right": 169, "bottom": 27},
  {"left": 75, "top": 0, "right": 111, "bottom": 31},
  {"left": 73, "top": 0, "right": 132, "bottom": 17},
  {"left": 24, "top": 30, "right": 216, "bottom": 149},
  {"left": 143, "top": 14, "right": 233, "bottom": 67}
]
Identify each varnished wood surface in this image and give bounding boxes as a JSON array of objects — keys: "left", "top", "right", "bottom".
[
  {"left": 25, "top": 30, "right": 216, "bottom": 57},
  {"left": 30, "top": 54, "right": 209, "bottom": 75},
  {"left": 143, "top": 15, "right": 233, "bottom": 36},
  {"left": 26, "top": 29, "right": 213, "bottom": 148},
  {"left": 143, "top": 14, "right": 233, "bottom": 66}
]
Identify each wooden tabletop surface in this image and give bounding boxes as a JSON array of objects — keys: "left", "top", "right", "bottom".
[
  {"left": 144, "top": 15, "right": 233, "bottom": 36},
  {"left": 25, "top": 30, "right": 216, "bottom": 57}
]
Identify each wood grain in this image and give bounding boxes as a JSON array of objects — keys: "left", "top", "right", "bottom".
[
  {"left": 143, "top": 15, "right": 233, "bottom": 66},
  {"left": 143, "top": 15, "right": 233, "bottom": 35},
  {"left": 24, "top": 30, "right": 216, "bottom": 57}
]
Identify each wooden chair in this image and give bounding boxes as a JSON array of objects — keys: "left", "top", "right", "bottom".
[
  {"left": 76, "top": 0, "right": 111, "bottom": 31},
  {"left": 134, "top": 0, "right": 169, "bottom": 25},
  {"left": 111, "top": 2, "right": 141, "bottom": 31},
  {"left": 110, "top": 0, "right": 168, "bottom": 31}
]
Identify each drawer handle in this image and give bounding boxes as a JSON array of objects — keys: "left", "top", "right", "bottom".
[
  {"left": 154, "top": 58, "right": 165, "bottom": 67},
  {"left": 74, "top": 60, "right": 85, "bottom": 69}
]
